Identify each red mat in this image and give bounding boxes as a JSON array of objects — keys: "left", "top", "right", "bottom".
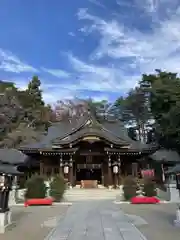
[
  {"left": 24, "top": 198, "right": 53, "bottom": 207},
  {"left": 131, "top": 196, "right": 160, "bottom": 204}
]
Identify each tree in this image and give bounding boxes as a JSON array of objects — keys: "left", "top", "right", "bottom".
[
  {"left": 0, "top": 86, "right": 23, "bottom": 141},
  {"left": 115, "top": 87, "right": 150, "bottom": 141},
  {"left": 128, "top": 127, "right": 137, "bottom": 141},
  {"left": 0, "top": 80, "right": 16, "bottom": 93},
  {"left": 140, "top": 69, "right": 180, "bottom": 148},
  {"left": 53, "top": 98, "right": 122, "bottom": 122},
  {"left": 53, "top": 99, "right": 87, "bottom": 121},
  {"left": 0, "top": 77, "right": 51, "bottom": 147},
  {"left": 27, "top": 76, "right": 44, "bottom": 108}
]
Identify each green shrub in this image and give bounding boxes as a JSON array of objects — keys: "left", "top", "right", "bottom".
[
  {"left": 25, "top": 175, "right": 46, "bottom": 199},
  {"left": 123, "top": 175, "right": 137, "bottom": 201},
  {"left": 143, "top": 179, "right": 157, "bottom": 197},
  {"left": 50, "top": 175, "right": 65, "bottom": 202}
]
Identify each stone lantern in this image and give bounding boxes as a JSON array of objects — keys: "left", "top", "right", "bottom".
[{"left": 0, "top": 165, "right": 22, "bottom": 233}]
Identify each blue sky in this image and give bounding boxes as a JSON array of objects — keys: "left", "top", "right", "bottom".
[{"left": 0, "top": 0, "right": 180, "bottom": 104}]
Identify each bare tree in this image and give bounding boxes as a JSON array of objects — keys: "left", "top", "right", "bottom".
[{"left": 53, "top": 98, "right": 88, "bottom": 121}]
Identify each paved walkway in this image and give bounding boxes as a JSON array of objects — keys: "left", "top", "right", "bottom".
[
  {"left": 0, "top": 205, "right": 69, "bottom": 240},
  {"left": 45, "top": 201, "right": 147, "bottom": 240}
]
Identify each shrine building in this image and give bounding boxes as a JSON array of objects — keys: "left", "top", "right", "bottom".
[{"left": 18, "top": 110, "right": 158, "bottom": 188}]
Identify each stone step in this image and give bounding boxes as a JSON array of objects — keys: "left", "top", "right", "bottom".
[
  {"left": 64, "top": 197, "right": 117, "bottom": 202},
  {"left": 64, "top": 188, "right": 123, "bottom": 202},
  {"left": 65, "top": 191, "right": 121, "bottom": 196}
]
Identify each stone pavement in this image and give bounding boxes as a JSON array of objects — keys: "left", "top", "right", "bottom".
[
  {"left": 45, "top": 201, "right": 147, "bottom": 240},
  {"left": 120, "top": 203, "right": 180, "bottom": 240},
  {"left": 0, "top": 205, "right": 69, "bottom": 240}
]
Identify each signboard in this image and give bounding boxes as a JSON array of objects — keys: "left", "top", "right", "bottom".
[
  {"left": 77, "top": 164, "right": 101, "bottom": 169},
  {"left": 141, "top": 169, "right": 154, "bottom": 178}
]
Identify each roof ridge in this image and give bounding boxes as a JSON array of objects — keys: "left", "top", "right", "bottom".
[{"left": 51, "top": 113, "right": 89, "bottom": 141}]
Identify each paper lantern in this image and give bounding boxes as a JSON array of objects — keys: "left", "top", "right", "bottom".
[
  {"left": 64, "top": 166, "right": 69, "bottom": 174},
  {"left": 113, "top": 165, "right": 118, "bottom": 174},
  {"left": 0, "top": 175, "right": 5, "bottom": 186}
]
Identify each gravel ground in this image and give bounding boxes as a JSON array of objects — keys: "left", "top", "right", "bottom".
[
  {"left": 0, "top": 205, "right": 69, "bottom": 240},
  {"left": 120, "top": 203, "right": 180, "bottom": 240}
]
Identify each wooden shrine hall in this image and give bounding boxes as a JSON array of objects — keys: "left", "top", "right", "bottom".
[{"left": 19, "top": 110, "right": 158, "bottom": 188}]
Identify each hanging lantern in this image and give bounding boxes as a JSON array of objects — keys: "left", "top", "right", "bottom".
[
  {"left": 113, "top": 165, "right": 118, "bottom": 174},
  {"left": 141, "top": 169, "right": 154, "bottom": 178},
  {"left": 0, "top": 175, "right": 5, "bottom": 187},
  {"left": 64, "top": 166, "right": 69, "bottom": 174}
]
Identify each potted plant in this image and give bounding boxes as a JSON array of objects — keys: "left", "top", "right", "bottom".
[
  {"left": 25, "top": 175, "right": 46, "bottom": 200},
  {"left": 123, "top": 175, "right": 137, "bottom": 201},
  {"left": 50, "top": 175, "right": 65, "bottom": 202},
  {"left": 143, "top": 178, "right": 157, "bottom": 197}
]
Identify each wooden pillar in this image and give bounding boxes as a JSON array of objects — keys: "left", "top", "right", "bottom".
[
  {"left": 161, "top": 163, "right": 165, "bottom": 182},
  {"left": 59, "top": 154, "right": 63, "bottom": 176},
  {"left": 40, "top": 160, "right": 44, "bottom": 176},
  {"left": 108, "top": 155, "right": 112, "bottom": 187},
  {"left": 101, "top": 163, "right": 104, "bottom": 186},
  {"left": 132, "top": 162, "right": 138, "bottom": 177},
  {"left": 68, "top": 155, "right": 74, "bottom": 187},
  {"left": 114, "top": 171, "right": 118, "bottom": 188},
  {"left": 117, "top": 155, "right": 121, "bottom": 185}
]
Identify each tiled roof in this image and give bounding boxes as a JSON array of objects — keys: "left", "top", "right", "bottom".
[
  {"left": 0, "top": 148, "right": 29, "bottom": 165},
  {"left": 0, "top": 164, "right": 22, "bottom": 175},
  {"left": 166, "top": 164, "right": 180, "bottom": 174},
  {"left": 19, "top": 111, "right": 155, "bottom": 152},
  {"left": 150, "top": 149, "right": 180, "bottom": 162}
]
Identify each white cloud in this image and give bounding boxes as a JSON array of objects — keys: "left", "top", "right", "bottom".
[
  {"left": 67, "top": 53, "right": 138, "bottom": 92},
  {"left": 11, "top": 76, "right": 112, "bottom": 104},
  {"left": 76, "top": 2, "right": 180, "bottom": 87},
  {"left": 4, "top": 0, "right": 180, "bottom": 104},
  {"left": 9, "top": 77, "right": 78, "bottom": 103},
  {"left": 68, "top": 32, "right": 76, "bottom": 37},
  {"left": 88, "top": 0, "right": 106, "bottom": 9},
  {"left": 137, "top": 0, "right": 159, "bottom": 13},
  {"left": 116, "top": 0, "right": 136, "bottom": 8},
  {"left": 42, "top": 89, "right": 76, "bottom": 103},
  {"left": 42, "top": 67, "right": 71, "bottom": 78},
  {"left": 0, "top": 49, "right": 37, "bottom": 73},
  {"left": 89, "top": 94, "right": 109, "bottom": 102}
]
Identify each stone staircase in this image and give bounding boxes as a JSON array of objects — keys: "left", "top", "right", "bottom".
[{"left": 63, "top": 186, "right": 122, "bottom": 202}]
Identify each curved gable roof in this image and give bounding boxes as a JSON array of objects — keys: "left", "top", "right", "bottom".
[
  {"left": 19, "top": 111, "right": 155, "bottom": 152},
  {"left": 52, "top": 125, "right": 129, "bottom": 145}
]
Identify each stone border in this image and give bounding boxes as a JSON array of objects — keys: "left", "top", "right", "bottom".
[
  {"left": 113, "top": 200, "right": 169, "bottom": 204},
  {"left": 15, "top": 202, "right": 73, "bottom": 207}
]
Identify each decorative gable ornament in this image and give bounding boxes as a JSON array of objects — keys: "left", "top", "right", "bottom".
[
  {"left": 82, "top": 136, "right": 100, "bottom": 141},
  {"left": 61, "top": 136, "right": 70, "bottom": 141}
]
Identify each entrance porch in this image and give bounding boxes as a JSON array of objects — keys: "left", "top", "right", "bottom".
[
  {"left": 37, "top": 150, "right": 142, "bottom": 188},
  {"left": 74, "top": 154, "right": 104, "bottom": 188},
  {"left": 76, "top": 168, "right": 102, "bottom": 188},
  {"left": 22, "top": 140, "right": 147, "bottom": 189}
]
